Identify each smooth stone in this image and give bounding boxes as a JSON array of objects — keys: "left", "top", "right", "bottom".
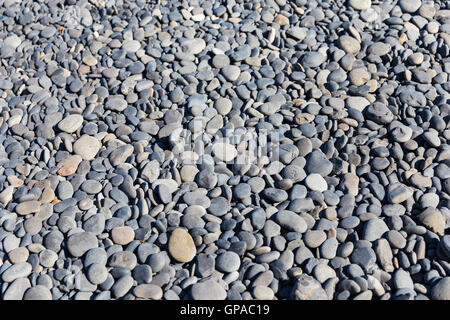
[
  {"left": 305, "top": 173, "right": 328, "bottom": 192},
  {"left": 216, "top": 251, "right": 241, "bottom": 273},
  {"left": 387, "top": 183, "right": 413, "bottom": 204},
  {"left": 3, "top": 278, "right": 31, "bottom": 300},
  {"left": 399, "top": 0, "right": 422, "bottom": 13},
  {"left": 58, "top": 114, "right": 83, "bottom": 133},
  {"left": 87, "top": 263, "right": 108, "bottom": 284},
  {"left": 363, "top": 218, "right": 389, "bottom": 241},
  {"left": 212, "top": 142, "right": 237, "bottom": 162},
  {"left": 105, "top": 96, "right": 128, "bottom": 112},
  {"left": 191, "top": 280, "right": 226, "bottom": 300},
  {"left": 2, "top": 262, "right": 32, "bottom": 282},
  {"left": 109, "top": 145, "right": 134, "bottom": 166},
  {"left": 67, "top": 232, "right": 98, "bottom": 257},
  {"left": 168, "top": 228, "right": 196, "bottom": 263},
  {"left": 23, "top": 285, "right": 52, "bottom": 300},
  {"left": 350, "top": 0, "right": 371, "bottom": 10},
  {"left": 339, "top": 35, "right": 360, "bottom": 54},
  {"left": 134, "top": 284, "right": 163, "bottom": 299},
  {"left": 111, "top": 226, "right": 135, "bottom": 245},
  {"left": 431, "top": 277, "right": 450, "bottom": 300},
  {"left": 253, "top": 286, "right": 274, "bottom": 300},
  {"left": 73, "top": 135, "right": 101, "bottom": 160},
  {"left": 16, "top": 201, "right": 40, "bottom": 215}
]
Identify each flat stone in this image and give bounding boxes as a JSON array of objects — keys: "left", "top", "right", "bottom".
[{"left": 417, "top": 207, "right": 445, "bottom": 236}]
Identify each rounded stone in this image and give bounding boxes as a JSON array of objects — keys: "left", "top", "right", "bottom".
[
  {"left": 134, "top": 284, "right": 163, "bottom": 299},
  {"left": 57, "top": 114, "right": 83, "bottom": 133},
  {"left": 305, "top": 173, "right": 328, "bottom": 192},
  {"left": 212, "top": 142, "right": 237, "bottom": 162},
  {"left": 111, "top": 226, "right": 135, "bottom": 245},
  {"left": 23, "top": 285, "right": 52, "bottom": 300},
  {"left": 431, "top": 277, "right": 450, "bottom": 300},
  {"left": 87, "top": 263, "right": 108, "bottom": 285},
  {"left": 216, "top": 251, "right": 241, "bottom": 273},
  {"left": 191, "top": 280, "right": 226, "bottom": 300},
  {"left": 350, "top": 0, "right": 371, "bottom": 10},
  {"left": 73, "top": 135, "right": 101, "bottom": 160},
  {"left": 168, "top": 228, "right": 196, "bottom": 263},
  {"left": 67, "top": 232, "right": 98, "bottom": 257},
  {"left": 253, "top": 286, "right": 274, "bottom": 300}
]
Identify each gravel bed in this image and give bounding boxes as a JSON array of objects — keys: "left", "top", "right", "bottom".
[{"left": 0, "top": 0, "right": 449, "bottom": 300}]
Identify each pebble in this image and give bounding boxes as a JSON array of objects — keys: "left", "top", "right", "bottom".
[
  {"left": 66, "top": 232, "right": 98, "bottom": 257},
  {"left": 305, "top": 174, "right": 328, "bottom": 192},
  {"left": 350, "top": 0, "right": 371, "bottom": 10},
  {"left": 16, "top": 201, "right": 40, "bottom": 215},
  {"left": 399, "top": 0, "right": 422, "bottom": 13},
  {"left": 168, "top": 228, "right": 196, "bottom": 263},
  {"left": 73, "top": 135, "right": 101, "bottom": 160},
  {"left": 212, "top": 143, "right": 237, "bottom": 162},
  {"left": 431, "top": 277, "right": 450, "bottom": 300},
  {"left": 292, "top": 275, "right": 328, "bottom": 300},
  {"left": 0, "top": 0, "right": 448, "bottom": 302},
  {"left": 23, "top": 285, "right": 52, "bottom": 300},
  {"left": 216, "top": 251, "right": 241, "bottom": 273},
  {"left": 191, "top": 280, "right": 226, "bottom": 300},
  {"left": 57, "top": 115, "right": 83, "bottom": 133},
  {"left": 134, "top": 284, "right": 163, "bottom": 300},
  {"left": 111, "top": 226, "right": 135, "bottom": 245}
]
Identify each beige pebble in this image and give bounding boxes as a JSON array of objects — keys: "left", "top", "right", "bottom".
[
  {"left": 427, "top": 21, "right": 440, "bottom": 34},
  {"left": 8, "top": 247, "right": 29, "bottom": 264},
  {"left": 180, "top": 165, "right": 199, "bottom": 182},
  {"left": 349, "top": 68, "right": 370, "bottom": 86},
  {"left": 338, "top": 35, "right": 360, "bottom": 54},
  {"left": 168, "top": 228, "right": 196, "bottom": 263},
  {"left": 111, "top": 226, "right": 135, "bottom": 245},
  {"left": 57, "top": 155, "right": 82, "bottom": 177},
  {"left": 40, "top": 187, "right": 55, "bottom": 204},
  {"left": 408, "top": 52, "right": 424, "bottom": 65}
]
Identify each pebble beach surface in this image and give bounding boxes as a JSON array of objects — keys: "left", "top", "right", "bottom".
[{"left": 0, "top": 0, "right": 449, "bottom": 300}]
